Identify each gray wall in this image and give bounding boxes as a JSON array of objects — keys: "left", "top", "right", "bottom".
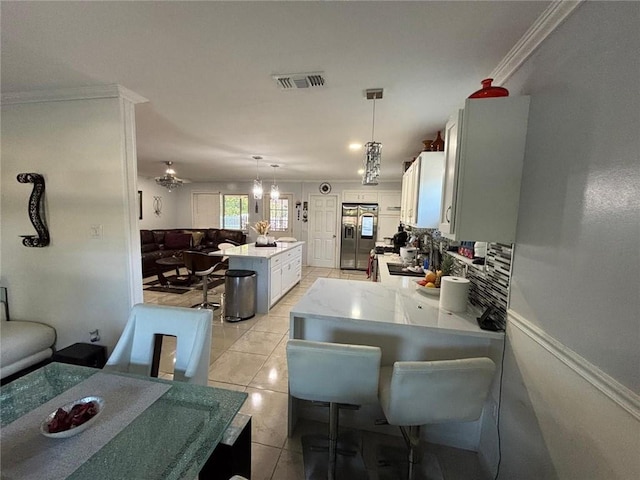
[{"left": 499, "top": 2, "right": 639, "bottom": 478}]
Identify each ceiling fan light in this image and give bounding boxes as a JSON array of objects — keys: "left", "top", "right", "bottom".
[{"left": 156, "top": 161, "right": 184, "bottom": 191}]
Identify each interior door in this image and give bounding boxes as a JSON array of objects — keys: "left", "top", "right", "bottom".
[{"left": 308, "top": 194, "right": 338, "bottom": 268}]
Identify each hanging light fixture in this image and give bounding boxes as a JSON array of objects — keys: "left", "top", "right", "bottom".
[
  {"left": 362, "top": 88, "right": 383, "bottom": 185},
  {"left": 155, "top": 161, "right": 184, "bottom": 191},
  {"left": 252, "top": 156, "right": 263, "bottom": 199},
  {"left": 270, "top": 164, "right": 280, "bottom": 200}
]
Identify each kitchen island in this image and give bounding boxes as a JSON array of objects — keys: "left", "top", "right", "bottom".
[
  {"left": 217, "top": 241, "right": 304, "bottom": 313},
  {"left": 288, "top": 258, "right": 504, "bottom": 468}
]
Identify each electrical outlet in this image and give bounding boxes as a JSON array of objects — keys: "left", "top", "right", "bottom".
[{"left": 89, "top": 329, "right": 100, "bottom": 342}]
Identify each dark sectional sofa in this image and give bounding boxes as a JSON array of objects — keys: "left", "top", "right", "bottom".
[{"left": 141, "top": 228, "right": 246, "bottom": 278}]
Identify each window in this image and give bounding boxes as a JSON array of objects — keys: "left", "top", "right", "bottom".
[
  {"left": 265, "top": 193, "right": 293, "bottom": 236},
  {"left": 222, "top": 194, "right": 249, "bottom": 230}
]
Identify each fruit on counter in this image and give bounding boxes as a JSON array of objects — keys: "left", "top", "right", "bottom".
[
  {"left": 424, "top": 271, "right": 437, "bottom": 283},
  {"left": 417, "top": 279, "right": 428, "bottom": 286},
  {"left": 426, "top": 282, "right": 436, "bottom": 288}
]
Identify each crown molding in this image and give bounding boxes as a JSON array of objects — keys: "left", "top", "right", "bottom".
[
  {"left": 508, "top": 309, "right": 640, "bottom": 421},
  {"left": 1, "top": 84, "right": 148, "bottom": 106},
  {"left": 490, "top": 0, "right": 585, "bottom": 85}
]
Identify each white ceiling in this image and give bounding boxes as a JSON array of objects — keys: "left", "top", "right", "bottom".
[{"left": 1, "top": 1, "right": 550, "bottom": 183}]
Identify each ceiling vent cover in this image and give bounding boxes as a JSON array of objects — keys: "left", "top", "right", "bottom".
[{"left": 272, "top": 72, "right": 326, "bottom": 90}]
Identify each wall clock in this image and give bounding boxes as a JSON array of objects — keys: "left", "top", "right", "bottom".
[{"left": 319, "top": 182, "right": 332, "bottom": 194}]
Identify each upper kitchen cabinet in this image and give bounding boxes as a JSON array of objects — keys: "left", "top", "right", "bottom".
[
  {"left": 400, "top": 152, "right": 445, "bottom": 228},
  {"left": 343, "top": 191, "right": 378, "bottom": 203},
  {"left": 439, "top": 96, "right": 530, "bottom": 243}
]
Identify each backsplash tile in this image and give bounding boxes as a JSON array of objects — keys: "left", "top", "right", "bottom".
[
  {"left": 407, "top": 227, "right": 513, "bottom": 324},
  {"left": 459, "top": 243, "right": 512, "bottom": 324}
]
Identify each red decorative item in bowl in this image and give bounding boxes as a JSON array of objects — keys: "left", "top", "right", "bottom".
[{"left": 468, "top": 78, "right": 509, "bottom": 98}]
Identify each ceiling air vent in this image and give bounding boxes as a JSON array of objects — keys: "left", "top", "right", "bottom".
[{"left": 272, "top": 72, "right": 326, "bottom": 90}]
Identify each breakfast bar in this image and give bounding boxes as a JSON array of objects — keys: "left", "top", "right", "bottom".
[{"left": 288, "top": 266, "right": 504, "bottom": 458}]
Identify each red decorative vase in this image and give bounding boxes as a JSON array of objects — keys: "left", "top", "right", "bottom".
[{"left": 468, "top": 78, "right": 509, "bottom": 98}]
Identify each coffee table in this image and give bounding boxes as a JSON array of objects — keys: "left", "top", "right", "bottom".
[{"left": 155, "top": 255, "right": 192, "bottom": 286}]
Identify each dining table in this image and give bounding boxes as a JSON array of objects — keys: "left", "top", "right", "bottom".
[{"left": 0, "top": 362, "right": 248, "bottom": 480}]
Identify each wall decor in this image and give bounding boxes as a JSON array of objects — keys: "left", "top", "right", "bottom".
[
  {"left": 16, "top": 173, "right": 50, "bottom": 247},
  {"left": 319, "top": 182, "right": 332, "bottom": 194},
  {"left": 138, "top": 190, "right": 143, "bottom": 220},
  {"left": 153, "top": 196, "right": 163, "bottom": 216}
]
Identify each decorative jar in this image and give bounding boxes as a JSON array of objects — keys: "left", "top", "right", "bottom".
[
  {"left": 468, "top": 78, "right": 509, "bottom": 99},
  {"left": 256, "top": 235, "right": 268, "bottom": 246}
]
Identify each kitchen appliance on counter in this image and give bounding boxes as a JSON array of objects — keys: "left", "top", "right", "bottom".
[
  {"left": 340, "top": 203, "right": 378, "bottom": 270},
  {"left": 392, "top": 225, "right": 409, "bottom": 254},
  {"left": 400, "top": 246, "right": 417, "bottom": 265}
]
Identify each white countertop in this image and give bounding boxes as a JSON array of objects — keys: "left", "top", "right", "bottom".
[
  {"left": 213, "top": 241, "right": 304, "bottom": 259},
  {"left": 291, "top": 253, "right": 503, "bottom": 340}
]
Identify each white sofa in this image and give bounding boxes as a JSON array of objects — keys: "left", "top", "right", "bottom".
[{"left": 0, "top": 287, "right": 56, "bottom": 381}]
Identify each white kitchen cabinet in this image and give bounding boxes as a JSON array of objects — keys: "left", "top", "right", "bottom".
[
  {"left": 270, "top": 256, "right": 283, "bottom": 304},
  {"left": 378, "top": 191, "right": 401, "bottom": 214},
  {"left": 343, "top": 191, "right": 378, "bottom": 203},
  {"left": 377, "top": 191, "right": 401, "bottom": 241},
  {"left": 439, "top": 96, "right": 530, "bottom": 243},
  {"left": 270, "top": 244, "right": 302, "bottom": 305},
  {"left": 400, "top": 152, "right": 444, "bottom": 228}
]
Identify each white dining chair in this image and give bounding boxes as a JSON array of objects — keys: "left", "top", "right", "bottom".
[
  {"left": 378, "top": 357, "right": 496, "bottom": 480},
  {"left": 104, "top": 303, "right": 212, "bottom": 385}
]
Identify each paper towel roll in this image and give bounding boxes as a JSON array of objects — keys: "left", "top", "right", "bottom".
[{"left": 439, "top": 276, "right": 470, "bottom": 312}]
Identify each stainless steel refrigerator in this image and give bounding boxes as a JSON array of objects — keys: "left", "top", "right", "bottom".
[{"left": 340, "top": 203, "right": 378, "bottom": 270}]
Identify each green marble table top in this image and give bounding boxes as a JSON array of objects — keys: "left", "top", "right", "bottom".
[{"left": 1, "top": 362, "right": 248, "bottom": 479}]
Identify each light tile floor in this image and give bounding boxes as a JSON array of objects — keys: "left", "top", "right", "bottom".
[{"left": 143, "top": 266, "right": 486, "bottom": 480}]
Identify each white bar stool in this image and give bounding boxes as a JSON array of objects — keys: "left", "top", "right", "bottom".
[
  {"left": 287, "top": 339, "right": 382, "bottom": 480},
  {"left": 377, "top": 357, "right": 496, "bottom": 480}
]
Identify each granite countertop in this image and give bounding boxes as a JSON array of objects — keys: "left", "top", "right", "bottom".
[
  {"left": 213, "top": 241, "right": 304, "bottom": 259},
  {"left": 291, "top": 254, "right": 503, "bottom": 340}
]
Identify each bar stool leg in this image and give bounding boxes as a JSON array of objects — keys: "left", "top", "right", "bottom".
[{"left": 327, "top": 402, "right": 339, "bottom": 480}]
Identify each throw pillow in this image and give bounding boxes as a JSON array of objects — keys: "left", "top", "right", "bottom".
[
  {"left": 164, "top": 232, "right": 192, "bottom": 250},
  {"left": 189, "top": 231, "right": 205, "bottom": 247}
]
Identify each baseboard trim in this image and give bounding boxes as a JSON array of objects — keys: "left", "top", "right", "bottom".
[
  {"left": 490, "top": 0, "right": 585, "bottom": 85},
  {"left": 507, "top": 310, "right": 640, "bottom": 421}
]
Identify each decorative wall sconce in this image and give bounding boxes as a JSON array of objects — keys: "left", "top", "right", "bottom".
[
  {"left": 16, "top": 173, "right": 50, "bottom": 247},
  {"left": 153, "top": 196, "right": 163, "bottom": 216}
]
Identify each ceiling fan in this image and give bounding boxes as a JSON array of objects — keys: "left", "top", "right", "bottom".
[{"left": 155, "top": 161, "right": 190, "bottom": 191}]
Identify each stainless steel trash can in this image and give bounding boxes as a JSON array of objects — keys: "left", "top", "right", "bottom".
[{"left": 224, "top": 270, "right": 257, "bottom": 322}]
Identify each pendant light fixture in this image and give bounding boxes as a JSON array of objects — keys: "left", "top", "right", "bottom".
[
  {"left": 252, "top": 156, "right": 263, "bottom": 199},
  {"left": 270, "top": 164, "right": 280, "bottom": 200},
  {"left": 362, "top": 88, "right": 383, "bottom": 185}
]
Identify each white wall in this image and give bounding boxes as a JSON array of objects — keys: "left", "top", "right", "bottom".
[
  {"left": 137, "top": 176, "right": 181, "bottom": 229},
  {"left": 497, "top": 2, "right": 640, "bottom": 478},
  {"left": 1, "top": 97, "right": 135, "bottom": 352}
]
